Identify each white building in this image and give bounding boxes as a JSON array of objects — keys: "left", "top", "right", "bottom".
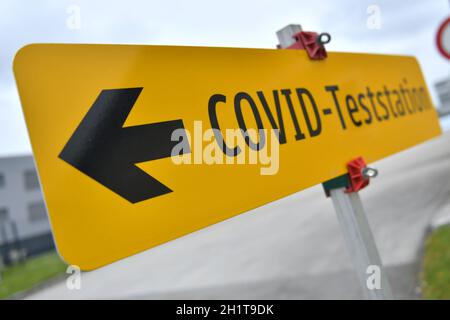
[
  {"left": 435, "top": 77, "right": 450, "bottom": 116},
  {"left": 0, "top": 155, "right": 53, "bottom": 264}
]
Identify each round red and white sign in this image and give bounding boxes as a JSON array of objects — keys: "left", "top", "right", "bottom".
[{"left": 437, "top": 17, "right": 450, "bottom": 60}]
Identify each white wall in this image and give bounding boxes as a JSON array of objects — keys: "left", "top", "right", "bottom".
[{"left": 0, "top": 155, "right": 51, "bottom": 244}]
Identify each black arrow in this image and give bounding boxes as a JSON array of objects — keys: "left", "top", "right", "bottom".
[{"left": 59, "top": 87, "right": 190, "bottom": 203}]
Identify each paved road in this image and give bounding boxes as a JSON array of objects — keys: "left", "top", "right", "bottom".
[{"left": 28, "top": 131, "right": 450, "bottom": 299}]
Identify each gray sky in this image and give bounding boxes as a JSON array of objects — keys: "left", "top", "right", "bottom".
[{"left": 1, "top": 0, "right": 449, "bottom": 156}]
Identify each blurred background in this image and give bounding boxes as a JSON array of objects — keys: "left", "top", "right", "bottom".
[{"left": 0, "top": 0, "right": 450, "bottom": 299}]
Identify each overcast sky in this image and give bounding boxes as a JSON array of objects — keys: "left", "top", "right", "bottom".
[{"left": 1, "top": 0, "right": 449, "bottom": 156}]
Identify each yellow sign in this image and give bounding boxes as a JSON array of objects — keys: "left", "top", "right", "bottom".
[{"left": 14, "top": 44, "right": 441, "bottom": 270}]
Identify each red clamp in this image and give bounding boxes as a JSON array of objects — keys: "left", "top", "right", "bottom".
[
  {"left": 322, "top": 156, "right": 377, "bottom": 196},
  {"left": 346, "top": 157, "right": 377, "bottom": 193},
  {"left": 285, "top": 31, "right": 329, "bottom": 60}
]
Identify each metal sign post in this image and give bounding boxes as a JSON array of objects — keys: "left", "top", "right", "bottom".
[
  {"left": 277, "top": 25, "right": 394, "bottom": 299},
  {"left": 329, "top": 188, "right": 393, "bottom": 299},
  {"left": 322, "top": 164, "right": 393, "bottom": 300}
]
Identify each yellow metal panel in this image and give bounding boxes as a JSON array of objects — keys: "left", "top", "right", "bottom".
[{"left": 13, "top": 44, "right": 441, "bottom": 270}]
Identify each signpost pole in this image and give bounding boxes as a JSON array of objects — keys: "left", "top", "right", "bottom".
[
  {"left": 328, "top": 187, "right": 393, "bottom": 299},
  {"left": 322, "top": 166, "right": 394, "bottom": 300},
  {"left": 276, "top": 25, "right": 394, "bottom": 299}
]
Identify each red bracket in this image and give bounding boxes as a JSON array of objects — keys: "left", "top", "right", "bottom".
[
  {"left": 322, "top": 156, "right": 375, "bottom": 196},
  {"left": 285, "top": 31, "right": 328, "bottom": 60},
  {"left": 346, "top": 157, "right": 370, "bottom": 193}
]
